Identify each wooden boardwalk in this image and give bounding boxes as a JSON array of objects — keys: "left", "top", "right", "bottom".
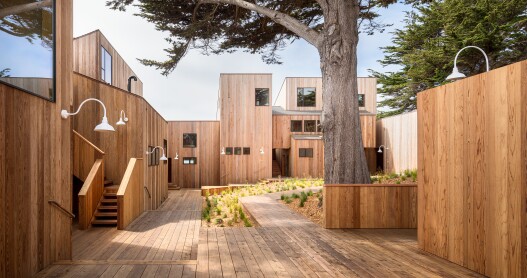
[{"left": 38, "top": 189, "right": 484, "bottom": 277}]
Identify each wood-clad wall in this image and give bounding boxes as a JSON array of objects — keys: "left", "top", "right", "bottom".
[
  {"left": 417, "top": 61, "right": 527, "bottom": 278},
  {"left": 275, "top": 77, "right": 377, "bottom": 113},
  {"left": 324, "top": 184, "right": 417, "bottom": 228},
  {"left": 289, "top": 138, "right": 324, "bottom": 178},
  {"left": 273, "top": 114, "right": 376, "bottom": 149},
  {"left": 117, "top": 158, "right": 144, "bottom": 229},
  {"left": 0, "top": 0, "right": 73, "bottom": 276},
  {"left": 219, "top": 74, "right": 273, "bottom": 185},
  {"left": 376, "top": 111, "right": 418, "bottom": 173},
  {"left": 0, "top": 77, "right": 53, "bottom": 99},
  {"left": 167, "top": 121, "right": 220, "bottom": 188},
  {"left": 73, "top": 30, "right": 144, "bottom": 96},
  {"left": 72, "top": 73, "right": 168, "bottom": 211}
]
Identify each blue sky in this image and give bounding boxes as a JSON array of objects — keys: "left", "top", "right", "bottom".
[
  {"left": 0, "top": 31, "right": 53, "bottom": 78},
  {"left": 73, "top": 1, "right": 410, "bottom": 120}
]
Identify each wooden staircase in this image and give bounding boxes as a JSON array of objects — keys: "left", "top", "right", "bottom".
[
  {"left": 272, "top": 160, "right": 281, "bottom": 177},
  {"left": 91, "top": 179, "right": 119, "bottom": 226}
]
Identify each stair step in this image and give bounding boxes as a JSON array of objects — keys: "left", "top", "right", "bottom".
[
  {"left": 101, "top": 198, "right": 117, "bottom": 203},
  {"left": 95, "top": 212, "right": 117, "bottom": 217},
  {"left": 104, "top": 179, "right": 113, "bottom": 186},
  {"left": 92, "top": 219, "right": 117, "bottom": 225},
  {"left": 98, "top": 205, "right": 117, "bottom": 210},
  {"left": 103, "top": 192, "right": 117, "bottom": 197},
  {"left": 104, "top": 185, "right": 120, "bottom": 193}
]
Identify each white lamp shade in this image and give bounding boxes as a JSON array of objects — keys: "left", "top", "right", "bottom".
[
  {"left": 174, "top": 154, "right": 179, "bottom": 160},
  {"left": 221, "top": 148, "right": 225, "bottom": 155},
  {"left": 378, "top": 149, "right": 383, "bottom": 153},
  {"left": 160, "top": 155, "right": 168, "bottom": 161},
  {"left": 116, "top": 117, "right": 126, "bottom": 126},
  {"left": 446, "top": 67, "right": 466, "bottom": 81},
  {"left": 94, "top": 117, "right": 115, "bottom": 132}
]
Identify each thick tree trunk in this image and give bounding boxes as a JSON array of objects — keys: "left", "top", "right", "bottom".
[{"left": 320, "top": 1, "right": 371, "bottom": 184}]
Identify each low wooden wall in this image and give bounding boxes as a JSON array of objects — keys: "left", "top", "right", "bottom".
[
  {"left": 78, "top": 159, "right": 105, "bottom": 229},
  {"left": 117, "top": 158, "right": 144, "bottom": 229},
  {"left": 376, "top": 111, "right": 417, "bottom": 173},
  {"left": 417, "top": 61, "right": 527, "bottom": 277},
  {"left": 324, "top": 184, "right": 417, "bottom": 229}
]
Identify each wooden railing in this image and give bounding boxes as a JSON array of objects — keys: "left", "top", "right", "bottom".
[
  {"left": 78, "top": 159, "right": 104, "bottom": 229},
  {"left": 48, "top": 200, "right": 75, "bottom": 218},
  {"left": 117, "top": 158, "right": 144, "bottom": 230},
  {"left": 73, "top": 130, "right": 105, "bottom": 181}
]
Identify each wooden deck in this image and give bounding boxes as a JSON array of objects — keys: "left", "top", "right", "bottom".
[{"left": 38, "top": 189, "right": 484, "bottom": 277}]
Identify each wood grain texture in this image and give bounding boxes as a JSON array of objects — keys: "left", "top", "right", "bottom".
[
  {"left": 167, "top": 121, "right": 220, "bottom": 188},
  {"left": 219, "top": 74, "right": 272, "bottom": 185},
  {"left": 289, "top": 137, "right": 324, "bottom": 178},
  {"left": 73, "top": 130, "right": 104, "bottom": 181},
  {"left": 376, "top": 111, "right": 418, "bottom": 173},
  {"left": 117, "top": 158, "right": 144, "bottom": 229},
  {"left": 74, "top": 30, "right": 144, "bottom": 96},
  {"left": 78, "top": 159, "right": 104, "bottom": 230},
  {"left": 275, "top": 77, "right": 377, "bottom": 113},
  {"left": 323, "top": 184, "right": 417, "bottom": 229},
  {"left": 0, "top": 77, "right": 53, "bottom": 99},
  {"left": 72, "top": 73, "right": 168, "bottom": 213},
  {"left": 417, "top": 60, "right": 527, "bottom": 277},
  {"left": 0, "top": 0, "right": 73, "bottom": 276}
]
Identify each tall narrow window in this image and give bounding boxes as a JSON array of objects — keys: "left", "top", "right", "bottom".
[
  {"left": 183, "top": 133, "right": 197, "bottom": 148},
  {"left": 304, "top": 120, "right": 317, "bottom": 132},
  {"left": 291, "top": 120, "right": 302, "bottom": 132},
  {"left": 163, "top": 139, "right": 168, "bottom": 164},
  {"left": 299, "top": 148, "right": 313, "bottom": 158},
  {"left": 358, "top": 94, "right": 365, "bottom": 107},
  {"left": 297, "top": 87, "right": 316, "bottom": 107},
  {"left": 317, "top": 120, "right": 322, "bottom": 132},
  {"left": 255, "top": 88, "right": 269, "bottom": 106},
  {"left": 148, "top": 146, "right": 154, "bottom": 166},
  {"left": 101, "top": 46, "right": 112, "bottom": 84}
]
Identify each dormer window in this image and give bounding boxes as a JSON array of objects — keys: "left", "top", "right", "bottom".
[{"left": 297, "top": 87, "right": 316, "bottom": 107}]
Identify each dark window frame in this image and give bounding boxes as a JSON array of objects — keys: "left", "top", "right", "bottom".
[
  {"left": 299, "top": 148, "right": 314, "bottom": 158},
  {"left": 243, "top": 147, "right": 251, "bottom": 155},
  {"left": 101, "top": 46, "right": 112, "bottom": 85},
  {"left": 182, "top": 157, "right": 197, "bottom": 165},
  {"left": 304, "top": 120, "right": 317, "bottom": 132},
  {"left": 291, "top": 120, "right": 303, "bottom": 132},
  {"left": 255, "top": 88, "right": 270, "bottom": 106},
  {"left": 297, "top": 87, "right": 317, "bottom": 107},
  {"left": 163, "top": 139, "right": 168, "bottom": 164},
  {"left": 183, "top": 133, "right": 198, "bottom": 148},
  {"left": 317, "top": 120, "right": 322, "bottom": 132},
  {"left": 147, "top": 146, "right": 154, "bottom": 166},
  {"left": 358, "top": 94, "right": 365, "bottom": 107},
  {"left": 234, "top": 147, "right": 242, "bottom": 155},
  {"left": 225, "top": 147, "right": 233, "bottom": 155}
]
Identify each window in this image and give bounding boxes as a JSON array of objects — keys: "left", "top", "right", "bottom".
[
  {"left": 297, "top": 87, "right": 316, "bottom": 107},
  {"left": 225, "top": 147, "right": 233, "bottom": 155},
  {"left": 243, "top": 147, "right": 250, "bottom": 155},
  {"left": 234, "top": 147, "right": 242, "bottom": 155},
  {"left": 183, "top": 133, "right": 197, "bottom": 148},
  {"left": 304, "top": 120, "right": 317, "bottom": 132},
  {"left": 163, "top": 139, "right": 168, "bottom": 164},
  {"left": 358, "top": 94, "right": 365, "bottom": 107},
  {"left": 0, "top": 0, "right": 55, "bottom": 101},
  {"left": 291, "top": 120, "right": 302, "bottom": 132},
  {"left": 101, "top": 46, "right": 112, "bottom": 84},
  {"left": 299, "top": 148, "right": 313, "bottom": 158},
  {"left": 317, "top": 120, "right": 322, "bottom": 132},
  {"left": 148, "top": 146, "right": 159, "bottom": 166},
  {"left": 255, "top": 88, "right": 269, "bottom": 106},
  {"left": 183, "top": 157, "right": 197, "bottom": 165}
]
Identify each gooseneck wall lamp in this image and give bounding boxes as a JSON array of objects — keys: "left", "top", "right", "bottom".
[
  {"left": 174, "top": 152, "right": 179, "bottom": 160},
  {"left": 61, "top": 98, "right": 115, "bottom": 132},
  {"left": 116, "top": 110, "right": 128, "bottom": 126},
  {"left": 220, "top": 147, "right": 225, "bottom": 155},
  {"left": 446, "top": 46, "right": 490, "bottom": 81},
  {"left": 260, "top": 147, "right": 265, "bottom": 155},
  {"left": 146, "top": 146, "right": 168, "bottom": 161},
  {"left": 378, "top": 145, "right": 389, "bottom": 153}
]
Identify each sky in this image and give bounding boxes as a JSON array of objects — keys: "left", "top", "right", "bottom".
[{"left": 73, "top": 1, "right": 411, "bottom": 120}]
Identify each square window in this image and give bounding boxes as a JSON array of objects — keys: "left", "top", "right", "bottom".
[
  {"left": 183, "top": 157, "right": 197, "bottom": 165},
  {"left": 234, "top": 147, "right": 242, "bottom": 155},
  {"left": 297, "top": 87, "right": 316, "bottom": 107},
  {"left": 225, "top": 147, "right": 233, "bottom": 155},
  {"left": 299, "top": 148, "right": 313, "bottom": 158},
  {"left": 358, "top": 94, "right": 365, "bottom": 107},
  {"left": 304, "top": 120, "right": 317, "bottom": 132},
  {"left": 317, "top": 120, "right": 322, "bottom": 132},
  {"left": 183, "top": 133, "right": 197, "bottom": 148},
  {"left": 291, "top": 120, "right": 302, "bottom": 132},
  {"left": 255, "top": 88, "right": 269, "bottom": 106},
  {"left": 243, "top": 147, "right": 250, "bottom": 155}
]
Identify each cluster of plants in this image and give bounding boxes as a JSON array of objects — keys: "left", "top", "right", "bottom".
[
  {"left": 371, "top": 169, "right": 417, "bottom": 184},
  {"left": 281, "top": 189, "right": 323, "bottom": 208},
  {"left": 202, "top": 178, "right": 324, "bottom": 227}
]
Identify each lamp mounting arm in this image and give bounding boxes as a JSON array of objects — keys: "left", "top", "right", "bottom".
[
  {"left": 146, "top": 145, "right": 166, "bottom": 156},
  {"left": 453, "top": 46, "right": 490, "bottom": 72},
  {"left": 62, "top": 98, "right": 108, "bottom": 119}
]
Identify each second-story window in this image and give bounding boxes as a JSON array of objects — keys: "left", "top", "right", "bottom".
[
  {"left": 358, "top": 94, "right": 365, "bottom": 107},
  {"left": 297, "top": 87, "right": 316, "bottom": 107},
  {"left": 291, "top": 120, "right": 302, "bottom": 132},
  {"left": 255, "top": 88, "right": 269, "bottom": 106},
  {"left": 101, "top": 46, "right": 112, "bottom": 84},
  {"left": 183, "top": 133, "right": 197, "bottom": 148},
  {"left": 183, "top": 157, "right": 197, "bottom": 165},
  {"left": 299, "top": 148, "right": 313, "bottom": 158},
  {"left": 304, "top": 120, "right": 317, "bottom": 132}
]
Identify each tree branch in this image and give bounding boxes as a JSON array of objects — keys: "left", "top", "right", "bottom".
[
  {"left": 0, "top": 0, "right": 52, "bottom": 18},
  {"left": 199, "top": 0, "right": 323, "bottom": 48}
]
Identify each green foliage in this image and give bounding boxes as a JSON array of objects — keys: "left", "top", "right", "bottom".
[
  {"left": 372, "top": 0, "right": 527, "bottom": 117},
  {"left": 291, "top": 193, "right": 300, "bottom": 199}
]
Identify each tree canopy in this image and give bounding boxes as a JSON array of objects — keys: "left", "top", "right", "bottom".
[
  {"left": 372, "top": 0, "right": 527, "bottom": 118},
  {"left": 0, "top": 0, "right": 53, "bottom": 48}
]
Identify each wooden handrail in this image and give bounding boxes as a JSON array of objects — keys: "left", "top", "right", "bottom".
[
  {"left": 144, "top": 186, "right": 151, "bottom": 199},
  {"left": 48, "top": 200, "right": 75, "bottom": 218},
  {"left": 78, "top": 159, "right": 104, "bottom": 229},
  {"left": 73, "top": 130, "right": 105, "bottom": 155},
  {"left": 117, "top": 158, "right": 144, "bottom": 229},
  {"left": 73, "top": 130, "right": 105, "bottom": 182}
]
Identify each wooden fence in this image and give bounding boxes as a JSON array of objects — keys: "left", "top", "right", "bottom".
[{"left": 376, "top": 111, "right": 417, "bottom": 173}]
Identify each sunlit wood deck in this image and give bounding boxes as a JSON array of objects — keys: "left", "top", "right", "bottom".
[{"left": 38, "top": 189, "right": 483, "bottom": 277}]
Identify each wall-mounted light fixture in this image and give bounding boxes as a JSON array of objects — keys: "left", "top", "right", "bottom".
[
  {"left": 128, "top": 75, "right": 138, "bottom": 93},
  {"left": 116, "top": 110, "right": 128, "bottom": 126},
  {"left": 446, "top": 46, "right": 490, "bottom": 81},
  {"left": 174, "top": 152, "right": 179, "bottom": 160},
  {"left": 146, "top": 146, "right": 168, "bottom": 161},
  {"left": 61, "top": 98, "right": 115, "bottom": 132},
  {"left": 260, "top": 147, "right": 264, "bottom": 155},
  {"left": 378, "top": 145, "right": 389, "bottom": 153},
  {"left": 221, "top": 147, "right": 225, "bottom": 155}
]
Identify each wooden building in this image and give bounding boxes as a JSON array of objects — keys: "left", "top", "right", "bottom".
[{"left": 73, "top": 30, "right": 144, "bottom": 96}]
